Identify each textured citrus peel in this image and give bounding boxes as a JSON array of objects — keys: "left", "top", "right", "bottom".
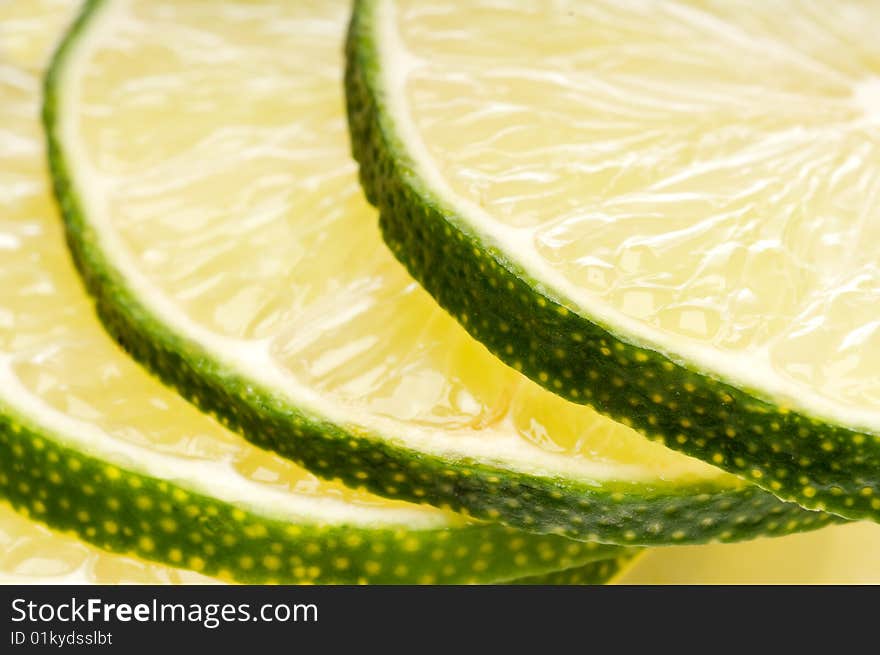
[{"left": 2, "top": 399, "right": 636, "bottom": 583}]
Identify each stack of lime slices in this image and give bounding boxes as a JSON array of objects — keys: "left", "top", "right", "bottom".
[
  {"left": 2, "top": 0, "right": 627, "bottom": 585},
  {"left": 2, "top": 0, "right": 879, "bottom": 583}
]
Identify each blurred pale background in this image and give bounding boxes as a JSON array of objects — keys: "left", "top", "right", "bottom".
[{"left": 620, "top": 521, "right": 880, "bottom": 584}]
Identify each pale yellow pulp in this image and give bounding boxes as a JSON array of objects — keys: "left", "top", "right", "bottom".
[{"left": 390, "top": 0, "right": 880, "bottom": 425}]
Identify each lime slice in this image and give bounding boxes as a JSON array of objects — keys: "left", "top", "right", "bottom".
[
  {"left": 46, "top": 0, "right": 833, "bottom": 544},
  {"left": 346, "top": 0, "right": 880, "bottom": 520},
  {"left": 0, "top": 0, "right": 624, "bottom": 584}
]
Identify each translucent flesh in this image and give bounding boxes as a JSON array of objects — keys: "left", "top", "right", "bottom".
[
  {"left": 0, "top": 501, "right": 212, "bottom": 583},
  {"left": 390, "top": 0, "right": 880, "bottom": 424},
  {"left": 63, "top": 0, "right": 727, "bottom": 485},
  {"left": 0, "top": 0, "right": 443, "bottom": 523}
]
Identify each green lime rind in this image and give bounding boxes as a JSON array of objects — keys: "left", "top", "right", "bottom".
[
  {"left": 45, "top": 0, "right": 842, "bottom": 547},
  {"left": 0, "top": 399, "right": 629, "bottom": 584},
  {"left": 344, "top": 0, "right": 879, "bottom": 524},
  {"left": 511, "top": 552, "right": 641, "bottom": 585}
]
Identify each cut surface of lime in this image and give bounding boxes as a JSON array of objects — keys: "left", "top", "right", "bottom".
[
  {"left": 0, "top": 0, "right": 625, "bottom": 584},
  {"left": 47, "top": 0, "right": 834, "bottom": 544},
  {"left": 346, "top": 0, "right": 880, "bottom": 520}
]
